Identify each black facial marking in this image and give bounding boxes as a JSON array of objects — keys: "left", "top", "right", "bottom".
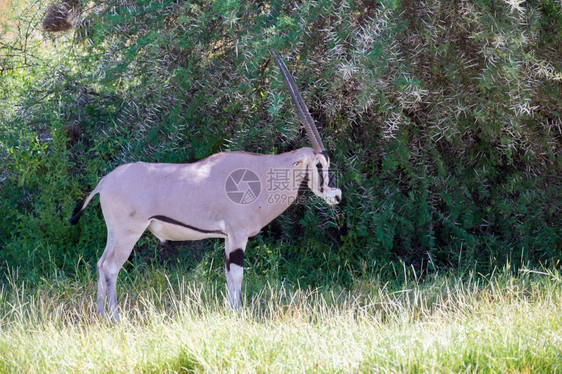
[
  {"left": 297, "top": 166, "right": 309, "bottom": 198},
  {"left": 316, "top": 162, "right": 324, "bottom": 192},
  {"left": 328, "top": 169, "right": 337, "bottom": 188},
  {"left": 317, "top": 151, "right": 337, "bottom": 189},
  {"left": 150, "top": 215, "right": 226, "bottom": 236}
]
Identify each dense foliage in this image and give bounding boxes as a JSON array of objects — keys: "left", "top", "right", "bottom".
[{"left": 0, "top": 0, "right": 560, "bottom": 282}]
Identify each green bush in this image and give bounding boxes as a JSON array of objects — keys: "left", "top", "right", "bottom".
[{"left": 0, "top": 0, "right": 560, "bottom": 282}]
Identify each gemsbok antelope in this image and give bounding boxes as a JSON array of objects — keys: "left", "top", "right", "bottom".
[{"left": 69, "top": 51, "right": 342, "bottom": 320}]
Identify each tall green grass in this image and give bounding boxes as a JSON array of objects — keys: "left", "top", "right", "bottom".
[{"left": 0, "top": 265, "right": 560, "bottom": 373}]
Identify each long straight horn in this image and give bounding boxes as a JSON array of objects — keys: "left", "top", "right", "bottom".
[{"left": 272, "top": 50, "right": 325, "bottom": 153}]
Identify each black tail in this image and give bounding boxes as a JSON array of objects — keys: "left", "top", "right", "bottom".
[{"left": 68, "top": 199, "right": 85, "bottom": 225}]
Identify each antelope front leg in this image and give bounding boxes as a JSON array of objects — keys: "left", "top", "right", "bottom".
[{"left": 224, "top": 236, "right": 248, "bottom": 310}]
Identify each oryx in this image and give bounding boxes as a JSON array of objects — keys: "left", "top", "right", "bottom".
[{"left": 69, "top": 51, "right": 342, "bottom": 320}]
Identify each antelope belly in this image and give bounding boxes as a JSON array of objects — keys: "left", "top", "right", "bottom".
[{"left": 147, "top": 220, "right": 222, "bottom": 241}]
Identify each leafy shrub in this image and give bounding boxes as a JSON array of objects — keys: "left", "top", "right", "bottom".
[{"left": 0, "top": 0, "right": 560, "bottom": 281}]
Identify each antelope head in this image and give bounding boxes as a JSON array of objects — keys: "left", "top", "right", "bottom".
[{"left": 272, "top": 51, "right": 342, "bottom": 206}]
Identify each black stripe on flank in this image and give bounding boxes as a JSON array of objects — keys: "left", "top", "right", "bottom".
[
  {"left": 226, "top": 248, "right": 244, "bottom": 272},
  {"left": 150, "top": 215, "right": 226, "bottom": 236}
]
